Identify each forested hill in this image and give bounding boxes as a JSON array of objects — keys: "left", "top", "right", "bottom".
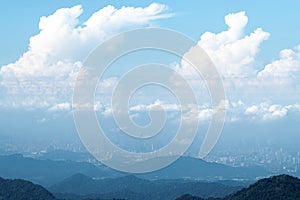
[
  {"left": 176, "top": 174, "right": 300, "bottom": 200},
  {"left": 0, "top": 177, "right": 55, "bottom": 200},
  {"left": 224, "top": 174, "right": 300, "bottom": 200}
]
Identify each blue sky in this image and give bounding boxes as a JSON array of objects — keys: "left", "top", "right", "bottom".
[
  {"left": 1, "top": 0, "right": 300, "bottom": 66},
  {"left": 0, "top": 1, "right": 300, "bottom": 154}
]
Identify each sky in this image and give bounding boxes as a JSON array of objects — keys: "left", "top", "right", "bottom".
[
  {"left": 0, "top": 1, "right": 300, "bottom": 154},
  {"left": 1, "top": 0, "right": 300, "bottom": 66}
]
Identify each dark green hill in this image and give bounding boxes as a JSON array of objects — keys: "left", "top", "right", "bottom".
[
  {"left": 225, "top": 174, "right": 300, "bottom": 200},
  {"left": 0, "top": 177, "right": 55, "bottom": 200},
  {"left": 176, "top": 174, "right": 300, "bottom": 200}
]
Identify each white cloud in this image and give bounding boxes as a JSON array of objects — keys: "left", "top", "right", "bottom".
[
  {"left": 0, "top": 3, "right": 170, "bottom": 108},
  {"left": 130, "top": 99, "right": 179, "bottom": 112},
  {"left": 198, "top": 11, "right": 270, "bottom": 77},
  {"left": 1, "top": 7, "right": 300, "bottom": 124},
  {"left": 130, "top": 100, "right": 213, "bottom": 122},
  {"left": 197, "top": 108, "right": 213, "bottom": 121},
  {"left": 257, "top": 45, "right": 300, "bottom": 85},
  {"left": 245, "top": 105, "right": 259, "bottom": 115},
  {"left": 244, "top": 103, "right": 300, "bottom": 120},
  {"left": 175, "top": 11, "right": 300, "bottom": 106},
  {"left": 99, "top": 100, "right": 300, "bottom": 122},
  {"left": 48, "top": 103, "right": 71, "bottom": 112},
  {"left": 173, "top": 11, "right": 271, "bottom": 106}
]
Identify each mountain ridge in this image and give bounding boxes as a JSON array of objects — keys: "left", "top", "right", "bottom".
[
  {"left": 176, "top": 174, "right": 300, "bottom": 200},
  {"left": 49, "top": 173, "right": 242, "bottom": 200},
  {"left": 0, "top": 153, "right": 269, "bottom": 187}
]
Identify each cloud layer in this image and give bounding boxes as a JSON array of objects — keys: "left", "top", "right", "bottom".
[{"left": 0, "top": 7, "right": 300, "bottom": 122}]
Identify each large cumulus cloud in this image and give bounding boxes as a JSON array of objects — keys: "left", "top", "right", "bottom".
[{"left": 0, "top": 3, "right": 170, "bottom": 109}]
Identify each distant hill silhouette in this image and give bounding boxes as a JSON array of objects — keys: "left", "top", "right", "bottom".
[
  {"left": 35, "top": 150, "right": 93, "bottom": 162},
  {"left": 176, "top": 174, "right": 300, "bottom": 200},
  {"left": 0, "top": 154, "right": 268, "bottom": 187},
  {"left": 0, "top": 154, "right": 116, "bottom": 186},
  {"left": 139, "top": 156, "right": 267, "bottom": 180},
  {"left": 0, "top": 177, "right": 55, "bottom": 200},
  {"left": 49, "top": 174, "right": 242, "bottom": 200}
]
